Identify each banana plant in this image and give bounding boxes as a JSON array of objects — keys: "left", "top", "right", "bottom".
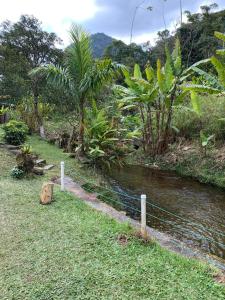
[{"left": 115, "top": 39, "right": 201, "bottom": 155}]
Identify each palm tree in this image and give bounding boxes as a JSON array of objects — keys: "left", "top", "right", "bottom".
[{"left": 30, "top": 24, "right": 118, "bottom": 155}]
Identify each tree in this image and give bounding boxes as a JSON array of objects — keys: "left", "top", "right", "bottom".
[
  {"left": 178, "top": 4, "right": 224, "bottom": 66},
  {"left": 0, "top": 15, "right": 63, "bottom": 136},
  {"left": 184, "top": 31, "right": 225, "bottom": 94},
  {"left": 104, "top": 40, "right": 148, "bottom": 70},
  {"left": 115, "top": 39, "right": 208, "bottom": 155},
  {"left": 150, "top": 4, "right": 225, "bottom": 67},
  {"left": 31, "top": 25, "right": 119, "bottom": 155}
]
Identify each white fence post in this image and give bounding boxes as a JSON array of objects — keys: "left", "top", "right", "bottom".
[
  {"left": 61, "top": 161, "right": 65, "bottom": 192},
  {"left": 141, "top": 194, "right": 147, "bottom": 238}
]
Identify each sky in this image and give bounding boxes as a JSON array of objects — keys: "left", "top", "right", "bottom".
[{"left": 1, "top": 0, "right": 225, "bottom": 46}]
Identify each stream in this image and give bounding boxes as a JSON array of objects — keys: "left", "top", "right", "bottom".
[{"left": 106, "top": 165, "right": 225, "bottom": 260}]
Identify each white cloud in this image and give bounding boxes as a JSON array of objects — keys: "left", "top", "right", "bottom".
[{"left": 0, "top": 0, "right": 101, "bottom": 45}]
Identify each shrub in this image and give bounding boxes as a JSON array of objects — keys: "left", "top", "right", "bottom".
[
  {"left": 3, "top": 120, "right": 29, "bottom": 145},
  {"left": 16, "top": 96, "right": 54, "bottom": 132},
  {"left": 173, "top": 95, "right": 225, "bottom": 140},
  {"left": 16, "top": 144, "right": 35, "bottom": 173},
  {"left": 10, "top": 166, "right": 25, "bottom": 179}
]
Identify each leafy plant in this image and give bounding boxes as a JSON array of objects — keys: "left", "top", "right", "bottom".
[
  {"left": 10, "top": 166, "right": 25, "bottom": 179},
  {"left": 115, "top": 39, "right": 204, "bottom": 155},
  {"left": 0, "top": 106, "right": 8, "bottom": 117},
  {"left": 84, "top": 100, "right": 127, "bottom": 166},
  {"left": 16, "top": 96, "right": 54, "bottom": 133},
  {"left": 16, "top": 144, "right": 35, "bottom": 173},
  {"left": 3, "top": 120, "right": 29, "bottom": 145},
  {"left": 200, "top": 131, "right": 215, "bottom": 156},
  {"left": 30, "top": 24, "right": 119, "bottom": 155}
]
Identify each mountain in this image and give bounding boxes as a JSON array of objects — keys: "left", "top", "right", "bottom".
[{"left": 91, "top": 33, "right": 114, "bottom": 58}]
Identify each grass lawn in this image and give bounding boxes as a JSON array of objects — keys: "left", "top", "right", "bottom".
[{"left": 1, "top": 135, "right": 225, "bottom": 299}]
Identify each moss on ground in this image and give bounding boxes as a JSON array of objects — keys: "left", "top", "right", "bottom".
[{"left": 0, "top": 133, "right": 225, "bottom": 299}]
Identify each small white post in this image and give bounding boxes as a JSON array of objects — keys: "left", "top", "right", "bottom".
[
  {"left": 61, "top": 161, "right": 65, "bottom": 192},
  {"left": 141, "top": 194, "right": 147, "bottom": 238}
]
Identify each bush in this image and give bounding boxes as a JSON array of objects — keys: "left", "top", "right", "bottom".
[
  {"left": 3, "top": 120, "right": 29, "bottom": 145},
  {"left": 16, "top": 144, "right": 35, "bottom": 173},
  {"left": 10, "top": 166, "right": 25, "bottom": 179},
  {"left": 173, "top": 95, "right": 225, "bottom": 140},
  {"left": 16, "top": 96, "right": 54, "bottom": 132}
]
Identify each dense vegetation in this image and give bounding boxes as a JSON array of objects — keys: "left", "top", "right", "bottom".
[{"left": 1, "top": 4, "right": 225, "bottom": 181}]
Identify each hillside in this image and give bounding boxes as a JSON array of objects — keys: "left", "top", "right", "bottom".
[{"left": 91, "top": 32, "right": 113, "bottom": 58}]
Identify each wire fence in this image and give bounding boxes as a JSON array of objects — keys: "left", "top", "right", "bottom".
[{"left": 64, "top": 166, "right": 225, "bottom": 254}]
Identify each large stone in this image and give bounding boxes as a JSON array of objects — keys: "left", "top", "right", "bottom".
[
  {"left": 43, "top": 164, "right": 54, "bottom": 171},
  {"left": 33, "top": 167, "right": 44, "bottom": 176},
  {"left": 35, "top": 159, "right": 46, "bottom": 166},
  {"left": 40, "top": 182, "right": 54, "bottom": 205}
]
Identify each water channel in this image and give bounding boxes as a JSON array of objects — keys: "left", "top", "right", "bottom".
[{"left": 107, "top": 165, "right": 225, "bottom": 260}]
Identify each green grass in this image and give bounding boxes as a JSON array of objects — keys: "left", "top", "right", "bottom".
[{"left": 0, "top": 137, "right": 225, "bottom": 298}]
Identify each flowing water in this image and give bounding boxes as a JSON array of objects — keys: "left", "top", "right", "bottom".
[{"left": 106, "top": 165, "right": 225, "bottom": 260}]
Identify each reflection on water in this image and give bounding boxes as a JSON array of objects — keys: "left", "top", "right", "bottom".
[{"left": 107, "top": 165, "right": 225, "bottom": 259}]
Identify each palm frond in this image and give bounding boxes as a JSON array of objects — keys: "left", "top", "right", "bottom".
[
  {"left": 80, "top": 59, "right": 118, "bottom": 95},
  {"left": 66, "top": 24, "right": 93, "bottom": 83},
  {"left": 29, "top": 65, "right": 75, "bottom": 92}
]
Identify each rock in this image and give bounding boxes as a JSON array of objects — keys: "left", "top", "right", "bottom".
[
  {"left": 43, "top": 164, "right": 54, "bottom": 171},
  {"left": 33, "top": 167, "right": 44, "bottom": 175},
  {"left": 183, "top": 146, "right": 191, "bottom": 151},
  {"left": 40, "top": 182, "right": 54, "bottom": 205},
  {"left": 35, "top": 159, "right": 46, "bottom": 166}
]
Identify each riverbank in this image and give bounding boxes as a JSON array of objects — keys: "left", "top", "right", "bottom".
[
  {"left": 127, "top": 139, "right": 225, "bottom": 189},
  {"left": 1, "top": 135, "right": 225, "bottom": 298}
]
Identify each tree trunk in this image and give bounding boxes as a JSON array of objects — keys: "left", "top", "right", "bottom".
[
  {"left": 67, "top": 126, "right": 77, "bottom": 152},
  {"left": 157, "top": 96, "right": 174, "bottom": 154},
  {"left": 33, "top": 80, "right": 45, "bottom": 139},
  {"left": 78, "top": 99, "right": 85, "bottom": 156}
]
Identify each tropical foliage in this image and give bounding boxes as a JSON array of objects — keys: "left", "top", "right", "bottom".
[
  {"left": 3, "top": 120, "right": 29, "bottom": 145},
  {"left": 114, "top": 39, "right": 208, "bottom": 155},
  {"left": 30, "top": 24, "right": 119, "bottom": 155},
  {"left": 84, "top": 100, "right": 127, "bottom": 166}
]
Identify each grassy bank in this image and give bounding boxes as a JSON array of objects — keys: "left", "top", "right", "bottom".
[
  {"left": 0, "top": 132, "right": 225, "bottom": 298},
  {"left": 127, "top": 139, "right": 225, "bottom": 189}
]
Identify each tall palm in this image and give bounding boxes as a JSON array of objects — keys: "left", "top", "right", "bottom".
[{"left": 30, "top": 24, "right": 118, "bottom": 155}]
